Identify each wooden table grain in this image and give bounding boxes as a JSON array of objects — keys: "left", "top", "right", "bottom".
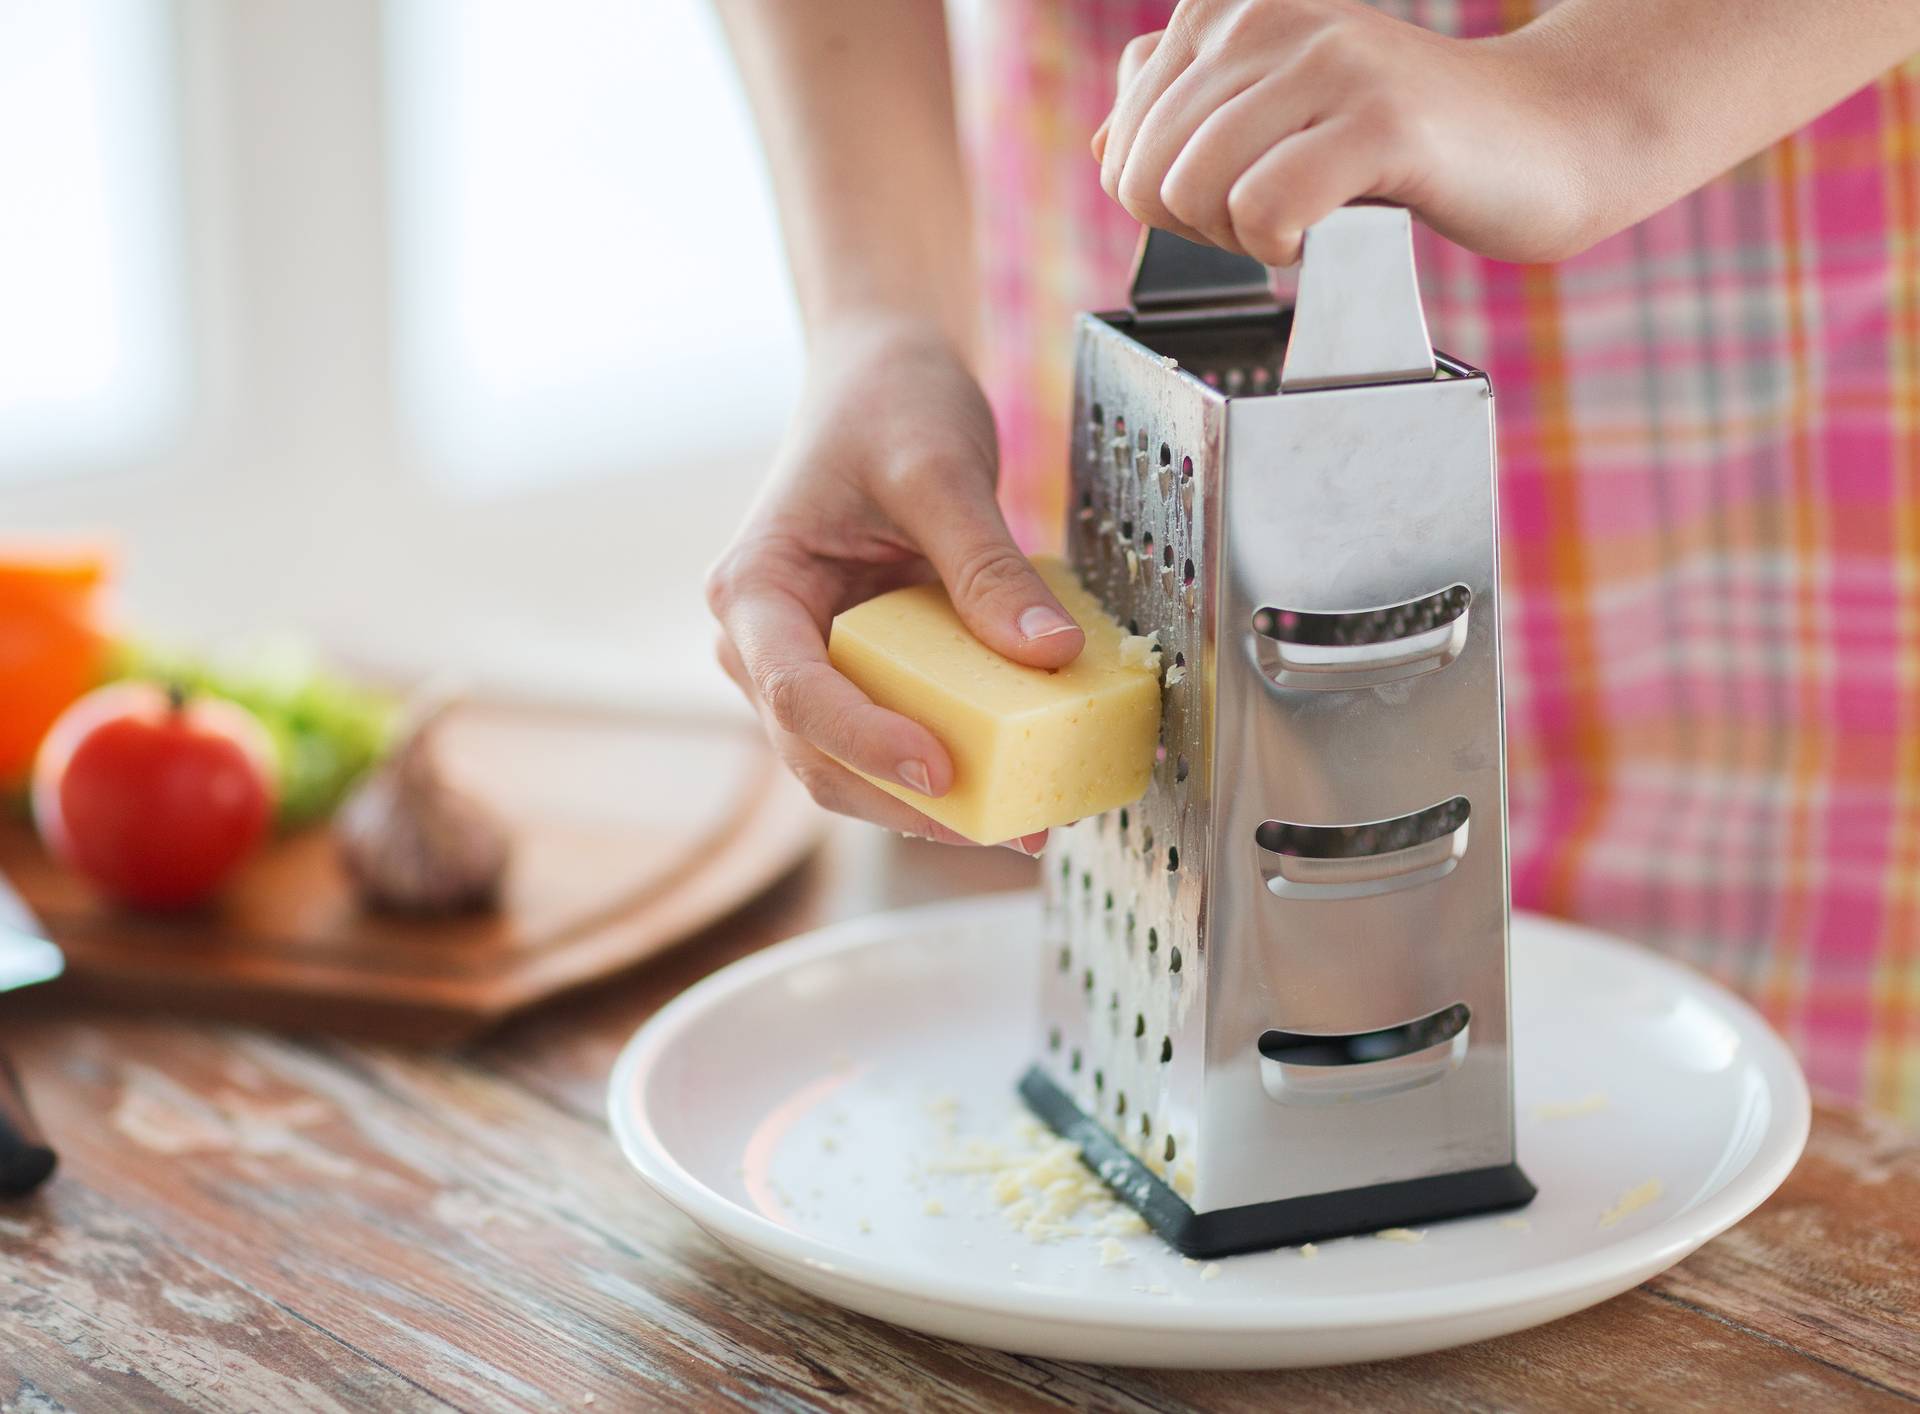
[{"left": 2, "top": 824, "right": 1915, "bottom": 1412}]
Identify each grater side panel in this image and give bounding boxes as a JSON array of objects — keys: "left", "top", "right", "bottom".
[
  {"left": 1038, "top": 313, "right": 1222, "bottom": 1199},
  {"left": 1198, "top": 374, "right": 1514, "bottom": 1212}
]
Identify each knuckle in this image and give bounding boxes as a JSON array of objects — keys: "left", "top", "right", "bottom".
[
  {"left": 790, "top": 758, "right": 843, "bottom": 811},
  {"left": 1225, "top": 177, "right": 1270, "bottom": 230},
  {"left": 1159, "top": 168, "right": 1206, "bottom": 227},
  {"left": 948, "top": 542, "right": 1034, "bottom": 613},
  {"left": 702, "top": 556, "right": 739, "bottom": 617},
  {"left": 1116, "top": 165, "right": 1162, "bottom": 221},
  {"left": 756, "top": 664, "right": 811, "bottom": 734},
  {"left": 1299, "top": 15, "right": 1360, "bottom": 69}
]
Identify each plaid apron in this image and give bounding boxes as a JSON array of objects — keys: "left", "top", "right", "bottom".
[{"left": 966, "top": 0, "right": 1920, "bottom": 1120}]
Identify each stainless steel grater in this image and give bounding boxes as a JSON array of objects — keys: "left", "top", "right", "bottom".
[{"left": 1020, "top": 206, "right": 1534, "bottom": 1258}]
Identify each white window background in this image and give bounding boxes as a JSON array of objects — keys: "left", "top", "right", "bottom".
[
  {"left": 0, "top": 0, "right": 805, "bottom": 709},
  {"left": 386, "top": 0, "right": 801, "bottom": 494},
  {"left": 0, "top": 0, "right": 187, "bottom": 478}
]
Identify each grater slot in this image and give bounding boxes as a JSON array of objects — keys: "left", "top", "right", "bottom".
[
  {"left": 1256, "top": 1004, "right": 1470, "bottom": 1104},
  {"left": 1255, "top": 797, "right": 1470, "bottom": 900},
  {"left": 1250, "top": 586, "right": 1470, "bottom": 691}
]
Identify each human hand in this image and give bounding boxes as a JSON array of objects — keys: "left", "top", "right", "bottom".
[
  {"left": 706, "top": 316, "right": 1082, "bottom": 851},
  {"left": 1093, "top": 0, "right": 1597, "bottom": 265}
]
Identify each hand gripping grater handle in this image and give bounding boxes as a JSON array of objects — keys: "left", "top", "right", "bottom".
[{"left": 1127, "top": 206, "right": 1436, "bottom": 388}]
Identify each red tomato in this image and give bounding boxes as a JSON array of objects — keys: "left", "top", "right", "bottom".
[{"left": 32, "top": 682, "right": 277, "bottom": 911}]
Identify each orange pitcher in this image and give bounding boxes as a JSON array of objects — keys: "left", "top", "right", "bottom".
[{"left": 0, "top": 540, "right": 116, "bottom": 788}]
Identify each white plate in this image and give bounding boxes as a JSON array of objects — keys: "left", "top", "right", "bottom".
[{"left": 608, "top": 893, "right": 1809, "bottom": 1368}]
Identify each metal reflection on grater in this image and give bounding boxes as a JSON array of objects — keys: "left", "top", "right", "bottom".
[{"left": 1024, "top": 207, "right": 1534, "bottom": 1259}]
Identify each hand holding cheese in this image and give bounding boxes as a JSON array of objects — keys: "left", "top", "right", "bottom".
[
  {"left": 705, "top": 319, "right": 1092, "bottom": 848},
  {"left": 829, "top": 558, "right": 1162, "bottom": 844}
]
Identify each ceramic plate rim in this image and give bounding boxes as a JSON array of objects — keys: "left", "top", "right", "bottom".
[{"left": 608, "top": 892, "right": 1810, "bottom": 1334}]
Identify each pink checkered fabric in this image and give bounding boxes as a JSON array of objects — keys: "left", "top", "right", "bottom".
[{"left": 966, "top": 0, "right": 1920, "bottom": 1119}]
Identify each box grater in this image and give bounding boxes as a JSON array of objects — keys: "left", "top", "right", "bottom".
[{"left": 1019, "top": 205, "right": 1535, "bottom": 1258}]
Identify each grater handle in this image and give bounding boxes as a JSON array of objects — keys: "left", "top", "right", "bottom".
[
  {"left": 1127, "top": 229, "right": 1273, "bottom": 313},
  {"left": 1279, "top": 205, "right": 1436, "bottom": 390}
]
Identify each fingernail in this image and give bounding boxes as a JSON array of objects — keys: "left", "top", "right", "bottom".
[
  {"left": 1019, "top": 606, "right": 1079, "bottom": 641},
  {"left": 897, "top": 759, "right": 933, "bottom": 796}
]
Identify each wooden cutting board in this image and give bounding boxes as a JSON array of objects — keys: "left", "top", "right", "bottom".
[{"left": 0, "top": 700, "right": 823, "bottom": 1043}]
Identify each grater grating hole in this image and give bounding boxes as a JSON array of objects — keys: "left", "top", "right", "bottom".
[
  {"left": 1137, "top": 428, "right": 1148, "bottom": 452},
  {"left": 1134, "top": 1012, "right": 1146, "bottom": 1038},
  {"left": 1159, "top": 442, "right": 1171, "bottom": 467},
  {"left": 1057, "top": 945, "right": 1070, "bottom": 973},
  {"left": 1163, "top": 543, "right": 1174, "bottom": 570},
  {"left": 1083, "top": 968, "right": 1094, "bottom": 993},
  {"left": 1167, "top": 846, "right": 1180, "bottom": 872},
  {"left": 1071, "top": 1048, "right": 1082, "bottom": 1073},
  {"left": 1091, "top": 403, "right": 1104, "bottom": 427},
  {"left": 1094, "top": 1069, "right": 1104, "bottom": 1092},
  {"left": 1082, "top": 870, "right": 1092, "bottom": 893},
  {"left": 1141, "top": 1113, "right": 1152, "bottom": 1137},
  {"left": 1160, "top": 1036, "right": 1173, "bottom": 1063},
  {"left": 1143, "top": 826, "right": 1155, "bottom": 853},
  {"left": 1119, "top": 807, "right": 1129, "bottom": 832},
  {"left": 1174, "top": 651, "right": 1186, "bottom": 669},
  {"left": 1170, "top": 946, "right": 1183, "bottom": 974},
  {"left": 1121, "top": 518, "right": 1134, "bottom": 541},
  {"left": 1183, "top": 558, "right": 1195, "bottom": 586},
  {"left": 1165, "top": 1135, "right": 1177, "bottom": 1162},
  {"left": 1110, "top": 989, "right": 1120, "bottom": 1012},
  {"left": 1129, "top": 618, "right": 1141, "bottom": 636},
  {"left": 1104, "top": 890, "right": 1114, "bottom": 912},
  {"left": 1181, "top": 454, "right": 1193, "bottom": 480},
  {"left": 1176, "top": 755, "right": 1190, "bottom": 783},
  {"left": 1113, "top": 415, "right": 1125, "bottom": 437},
  {"left": 1116, "top": 1090, "right": 1127, "bottom": 1116},
  {"left": 1147, "top": 927, "right": 1159, "bottom": 953},
  {"left": 1143, "top": 530, "right": 1153, "bottom": 554},
  {"left": 1048, "top": 1026, "right": 1061, "bottom": 1052}
]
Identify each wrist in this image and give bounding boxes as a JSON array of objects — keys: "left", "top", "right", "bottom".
[
  {"left": 808, "top": 305, "right": 978, "bottom": 374},
  {"left": 1485, "top": 16, "right": 1664, "bottom": 257}
]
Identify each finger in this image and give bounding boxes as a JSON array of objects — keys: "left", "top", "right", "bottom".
[
  {"left": 777, "top": 735, "right": 979, "bottom": 845},
  {"left": 730, "top": 626, "right": 1047, "bottom": 854},
  {"left": 1117, "top": 27, "right": 1162, "bottom": 93},
  {"left": 715, "top": 631, "right": 751, "bottom": 695},
  {"left": 1114, "top": 57, "right": 1263, "bottom": 235},
  {"left": 1100, "top": 28, "right": 1191, "bottom": 203},
  {"left": 880, "top": 467, "right": 1087, "bottom": 671},
  {"left": 1092, "top": 29, "right": 1158, "bottom": 165},
  {"left": 1227, "top": 115, "right": 1375, "bottom": 268},
  {"left": 1161, "top": 71, "right": 1317, "bottom": 252},
  {"left": 720, "top": 578, "right": 955, "bottom": 796}
]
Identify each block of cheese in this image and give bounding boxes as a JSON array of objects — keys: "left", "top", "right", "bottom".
[{"left": 827, "top": 556, "right": 1161, "bottom": 843}]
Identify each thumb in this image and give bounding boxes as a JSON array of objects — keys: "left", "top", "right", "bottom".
[{"left": 888, "top": 465, "right": 1086, "bottom": 670}]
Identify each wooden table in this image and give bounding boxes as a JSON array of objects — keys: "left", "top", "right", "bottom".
[{"left": 2, "top": 824, "right": 1915, "bottom": 1411}]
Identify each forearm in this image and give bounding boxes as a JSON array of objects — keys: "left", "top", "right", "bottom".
[
  {"left": 1510, "top": 0, "right": 1920, "bottom": 247},
  {"left": 714, "top": 0, "right": 976, "bottom": 356}
]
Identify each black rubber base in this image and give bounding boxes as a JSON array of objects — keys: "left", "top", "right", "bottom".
[{"left": 1019, "top": 1065, "right": 1535, "bottom": 1259}]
